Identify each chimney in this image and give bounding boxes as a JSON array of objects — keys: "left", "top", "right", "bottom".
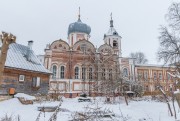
[
  {"left": 28, "top": 40, "right": 33, "bottom": 50},
  {"left": 26, "top": 40, "right": 33, "bottom": 61}
]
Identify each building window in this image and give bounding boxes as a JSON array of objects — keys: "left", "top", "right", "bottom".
[
  {"left": 138, "top": 72, "right": 143, "bottom": 81},
  {"left": 159, "top": 73, "right": 162, "bottom": 80},
  {"left": 75, "top": 67, "right": 79, "bottom": 79},
  {"left": 154, "top": 72, "right": 157, "bottom": 80},
  {"left": 52, "top": 65, "right": 57, "bottom": 79},
  {"left": 32, "top": 77, "right": 40, "bottom": 88},
  {"left": 80, "top": 44, "right": 86, "bottom": 52},
  {"left": 89, "top": 67, "right": 93, "bottom": 80},
  {"left": 82, "top": 67, "right": 86, "bottom": 80},
  {"left": 144, "top": 71, "right": 148, "bottom": 81},
  {"left": 60, "top": 66, "right": 65, "bottom": 79},
  {"left": 19, "top": 75, "right": 25, "bottom": 82},
  {"left": 113, "top": 40, "right": 118, "bottom": 47},
  {"left": 123, "top": 68, "right": 128, "bottom": 77}
]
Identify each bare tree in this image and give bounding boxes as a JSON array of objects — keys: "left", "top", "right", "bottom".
[
  {"left": 157, "top": 2, "right": 180, "bottom": 119},
  {"left": 158, "top": 2, "right": 180, "bottom": 75},
  {"left": 166, "top": 3, "right": 180, "bottom": 31},
  {"left": 129, "top": 52, "right": 148, "bottom": 64}
]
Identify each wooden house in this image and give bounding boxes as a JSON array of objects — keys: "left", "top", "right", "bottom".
[{"left": 0, "top": 41, "right": 51, "bottom": 95}]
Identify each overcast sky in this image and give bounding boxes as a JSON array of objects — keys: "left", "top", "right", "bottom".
[{"left": 0, "top": 0, "right": 179, "bottom": 64}]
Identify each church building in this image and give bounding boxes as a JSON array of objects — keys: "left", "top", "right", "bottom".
[{"left": 39, "top": 10, "right": 175, "bottom": 97}]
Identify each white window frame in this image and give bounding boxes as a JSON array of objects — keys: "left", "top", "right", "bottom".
[{"left": 19, "top": 75, "right": 25, "bottom": 82}]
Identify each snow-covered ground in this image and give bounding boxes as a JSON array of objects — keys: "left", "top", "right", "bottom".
[{"left": 0, "top": 96, "right": 180, "bottom": 121}]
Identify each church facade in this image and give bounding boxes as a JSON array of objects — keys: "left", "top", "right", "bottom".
[{"left": 39, "top": 13, "right": 175, "bottom": 97}]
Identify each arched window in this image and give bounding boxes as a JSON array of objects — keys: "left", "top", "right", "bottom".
[
  {"left": 60, "top": 66, "right": 65, "bottom": 79},
  {"left": 113, "top": 40, "right": 118, "bottom": 47},
  {"left": 52, "top": 65, "right": 57, "bottom": 79},
  {"left": 75, "top": 67, "right": 79, "bottom": 79},
  {"left": 123, "top": 68, "right": 128, "bottom": 77},
  {"left": 89, "top": 67, "right": 93, "bottom": 80}
]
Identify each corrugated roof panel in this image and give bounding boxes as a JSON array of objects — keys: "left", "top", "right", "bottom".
[{"left": 5, "top": 43, "right": 51, "bottom": 74}]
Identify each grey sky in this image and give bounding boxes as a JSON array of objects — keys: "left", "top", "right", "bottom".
[{"left": 0, "top": 0, "right": 178, "bottom": 64}]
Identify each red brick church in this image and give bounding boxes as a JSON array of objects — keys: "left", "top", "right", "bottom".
[{"left": 38, "top": 12, "right": 175, "bottom": 97}]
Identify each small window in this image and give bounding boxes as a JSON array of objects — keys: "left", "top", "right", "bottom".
[
  {"left": 80, "top": 44, "right": 86, "bottom": 52},
  {"left": 113, "top": 40, "right": 118, "bottom": 47},
  {"left": 54, "top": 46, "right": 57, "bottom": 49},
  {"left": 123, "top": 68, "right": 128, "bottom": 77},
  {"left": 32, "top": 77, "right": 41, "bottom": 88},
  {"left": 19, "top": 75, "right": 25, "bottom": 82},
  {"left": 113, "top": 32, "right": 117, "bottom": 35}
]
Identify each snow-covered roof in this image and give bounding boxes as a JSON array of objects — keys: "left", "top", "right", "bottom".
[
  {"left": 5, "top": 43, "right": 51, "bottom": 74},
  {"left": 135, "top": 64, "right": 170, "bottom": 68},
  {"left": 106, "top": 27, "right": 119, "bottom": 36},
  {"left": 104, "top": 18, "right": 121, "bottom": 38}
]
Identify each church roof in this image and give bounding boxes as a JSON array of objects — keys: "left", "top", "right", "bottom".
[
  {"left": 68, "top": 18, "right": 91, "bottom": 36},
  {"left": 135, "top": 64, "right": 170, "bottom": 68},
  {"left": 5, "top": 43, "right": 51, "bottom": 74},
  {"left": 106, "top": 27, "right": 119, "bottom": 36},
  {"left": 104, "top": 15, "right": 121, "bottom": 38}
]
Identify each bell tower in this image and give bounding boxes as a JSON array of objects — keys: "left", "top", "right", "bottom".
[{"left": 103, "top": 13, "right": 122, "bottom": 57}]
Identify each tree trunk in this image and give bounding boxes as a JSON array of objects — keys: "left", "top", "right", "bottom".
[
  {"left": 158, "top": 86, "right": 173, "bottom": 116},
  {"left": 0, "top": 32, "right": 16, "bottom": 87},
  {"left": 125, "top": 95, "right": 128, "bottom": 106}
]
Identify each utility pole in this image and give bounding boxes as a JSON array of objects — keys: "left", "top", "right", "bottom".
[{"left": 0, "top": 32, "right": 16, "bottom": 87}]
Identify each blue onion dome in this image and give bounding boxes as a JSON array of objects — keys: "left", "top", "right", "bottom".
[{"left": 68, "top": 17, "right": 91, "bottom": 36}]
